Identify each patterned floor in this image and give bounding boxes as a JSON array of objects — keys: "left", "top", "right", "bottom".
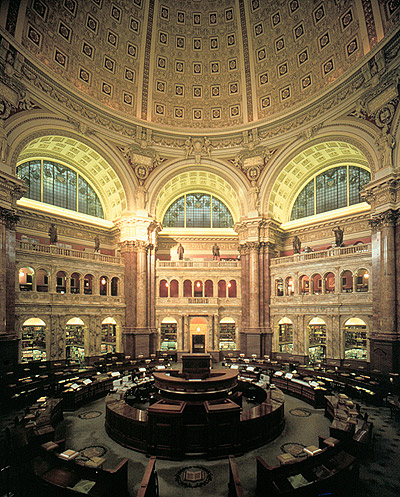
[{"left": 1, "top": 393, "right": 400, "bottom": 496}]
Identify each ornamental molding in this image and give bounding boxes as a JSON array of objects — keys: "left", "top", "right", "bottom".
[
  {"left": 1, "top": 26, "right": 399, "bottom": 154},
  {"left": 369, "top": 208, "right": 399, "bottom": 231}
]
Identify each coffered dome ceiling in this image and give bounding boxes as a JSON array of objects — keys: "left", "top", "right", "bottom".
[{"left": 10, "top": 0, "right": 400, "bottom": 130}]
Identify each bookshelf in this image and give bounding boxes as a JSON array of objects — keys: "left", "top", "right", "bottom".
[
  {"left": 219, "top": 323, "right": 236, "bottom": 350},
  {"left": 344, "top": 325, "right": 367, "bottom": 360},
  {"left": 160, "top": 323, "right": 177, "bottom": 351},
  {"left": 21, "top": 325, "right": 46, "bottom": 362},
  {"left": 278, "top": 323, "right": 293, "bottom": 353},
  {"left": 102, "top": 324, "right": 116, "bottom": 354},
  {"left": 66, "top": 325, "right": 84, "bottom": 362}
]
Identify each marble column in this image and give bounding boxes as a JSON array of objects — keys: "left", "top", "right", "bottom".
[
  {"left": 0, "top": 208, "right": 19, "bottom": 365},
  {"left": 262, "top": 243, "right": 274, "bottom": 357},
  {"left": 120, "top": 241, "right": 137, "bottom": 357},
  {"left": 369, "top": 210, "right": 400, "bottom": 372}
]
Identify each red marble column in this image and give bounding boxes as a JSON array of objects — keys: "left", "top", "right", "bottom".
[
  {"left": 262, "top": 243, "right": 274, "bottom": 357},
  {"left": 369, "top": 210, "right": 400, "bottom": 372},
  {"left": 0, "top": 209, "right": 19, "bottom": 365},
  {"left": 120, "top": 241, "right": 137, "bottom": 357},
  {"left": 248, "top": 242, "right": 260, "bottom": 329}
]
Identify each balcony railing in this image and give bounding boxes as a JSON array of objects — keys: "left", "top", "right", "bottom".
[
  {"left": 17, "top": 241, "right": 121, "bottom": 264},
  {"left": 271, "top": 243, "right": 371, "bottom": 266},
  {"left": 157, "top": 260, "right": 240, "bottom": 268}
]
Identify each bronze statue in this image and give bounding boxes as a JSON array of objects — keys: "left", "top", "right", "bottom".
[
  {"left": 177, "top": 243, "right": 184, "bottom": 260},
  {"left": 48, "top": 223, "right": 57, "bottom": 244},
  {"left": 212, "top": 243, "right": 220, "bottom": 259},
  {"left": 94, "top": 235, "right": 100, "bottom": 252},
  {"left": 293, "top": 235, "right": 301, "bottom": 254},
  {"left": 333, "top": 226, "right": 344, "bottom": 247}
]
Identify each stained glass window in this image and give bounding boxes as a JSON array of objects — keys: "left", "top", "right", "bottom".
[
  {"left": 17, "top": 160, "right": 104, "bottom": 218},
  {"left": 290, "top": 165, "right": 370, "bottom": 221},
  {"left": 163, "top": 193, "right": 233, "bottom": 228}
]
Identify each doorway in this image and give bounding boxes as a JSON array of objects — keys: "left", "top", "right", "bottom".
[{"left": 190, "top": 316, "right": 207, "bottom": 353}]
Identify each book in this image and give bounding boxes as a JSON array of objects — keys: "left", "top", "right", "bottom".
[{"left": 288, "top": 474, "right": 310, "bottom": 489}]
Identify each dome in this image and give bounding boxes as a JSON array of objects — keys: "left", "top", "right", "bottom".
[{"left": 13, "top": 0, "right": 399, "bottom": 131}]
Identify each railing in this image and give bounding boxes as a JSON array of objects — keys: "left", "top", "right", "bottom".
[
  {"left": 17, "top": 241, "right": 121, "bottom": 264},
  {"left": 271, "top": 243, "right": 371, "bottom": 266},
  {"left": 157, "top": 260, "right": 240, "bottom": 268}
]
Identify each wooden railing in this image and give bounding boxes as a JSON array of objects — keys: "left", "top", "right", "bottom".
[
  {"left": 228, "top": 456, "right": 244, "bottom": 497},
  {"left": 271, "top": 243, "right": 371, "bottom": 266},
  {"left": 136, "top": 457, "right": 158, "bottom": 497},
  {"left": 17, "top": 241, "right": 121, "bottom": 264}
]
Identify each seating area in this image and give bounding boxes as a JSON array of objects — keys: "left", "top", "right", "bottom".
[{"left": 1, "top": 355, "right": 400, "bottom": 496}]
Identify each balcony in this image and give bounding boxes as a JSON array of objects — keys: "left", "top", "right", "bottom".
[
  {"left": 271, "top": 243, "right": 371, "bottom": 266},
  {"left": 16, "top": 292, "right": 124, "bottom": 304},
  {"left": 156, "top": 297, "right": 241, "bottom": 307},
  {"left": 17, "top": 241, "right": 121, "bottom": 265},
  {"left": 157, "top": 260, "right": 240, "bottom": 268}
]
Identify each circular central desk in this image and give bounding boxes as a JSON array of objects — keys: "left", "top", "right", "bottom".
[{"left": 105, "top": 369, "right": 285, "bottom": 460}]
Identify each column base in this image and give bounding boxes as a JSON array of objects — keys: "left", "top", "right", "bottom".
[
  {"left": 369, "top": 336, "right": 400, "bottom": 373},
  {"left": 240, "top": 329, "right": 264, "bottom": 357}
]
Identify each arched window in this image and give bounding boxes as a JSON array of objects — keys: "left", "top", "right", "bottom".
[
  {"left": 56, "top": 271, "right": 66, "bottom": 293},
  {"left": 100, "top": 276, "right": 108, "bottom": 296},
  {"left": 290, "top": 165, "right": 370, "bottom": 221},
  {"left": 183, "top": 280, "right": 192, "bottom": 297},
  {"left": 36, "top": 269, "right": 49, "bottom": 292},
  {"left": 84, "top": 274, "right": 93, "bottom": 294},
  {"left": 300, "top": 275, "right": 309, "bottom": 294},
  {"left": 160, "top": 279, "right": 169, "bottom": 297},
  {"left": 163, "top": 193, "right": 234, "bottom": 228},
  {"left": 285, "top": 277, "right": 295, "bottom": 296},
  {"left": 218, "top": 280, "right": 226, "bottom": 298},
  {"left": 19, "top": 267, "right": 34, "bottom": 291},
  {"left": 170, "top": 280, "right": 179, "bottom": 297},
  {"left": 341, "top": 270, "right": 353, "bottom": 293},
  {"left": 194, "top": 280, "right": 203, "bottom": 297},
  {"left": 228, "top": 280, "right": 237, "bottom": 298},
  {"left": 205, "top": 280, "right": 213, "bottom": 297},
  {"left": 312, "top": 274, "right": 322, "bottom": 295},
  {"left": 324, "top": 272, "right": 335, "bottom": 294},
  {"left": 111, "top": 277, "right": 119, "bottom": 296},
  {"left": 17, "top": 160, "right": 104, "bottom": 218},
  {"left": 275, "top": 278, "right": 283, "bottom": 296},
  {"left": 355, "top": 269, "right": 369, "bottom": 292},
  {"left": 70, "top": 273, "right": 80, "bottom": 294}
]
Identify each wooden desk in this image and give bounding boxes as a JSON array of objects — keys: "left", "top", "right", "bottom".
[
  {"left": 256, "top": 444, "right": 359, "bottom": 496},
  {"left": 228, "top": 456, "right": 244, "bottom": 497}
]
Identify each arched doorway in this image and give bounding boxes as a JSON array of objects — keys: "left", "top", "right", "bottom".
[
  {"left": 160, "top": 317, "right": 178, "bottom": 351},
  {"left": 219, "top": 317, "right": 236, "bottom": 351},
  {"left": 66, "top": 317, "right": 85, "bottom": 363},
  {"left": 101, "top": 317, "right": 117, "bottom": 355},
  {"left": 190, "top": 317, "right": 207, "bottom": 353},
  {"left": 277, "top": 317, "right": 293, "bottom": 354},
  {"left": 307, "top": 317, "right": 326, "bottom": 364},
  {"left": 21, "top": 318, "right": 47, "bottom": 362},
  {"left": 344, "top": 318, "right": 367, "bottom": 360}
]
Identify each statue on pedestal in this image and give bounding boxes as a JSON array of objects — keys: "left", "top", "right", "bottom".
[
  {"left": 48, "top": 223, "right": 58, "bottom": 244},
  {"left": 293, "top": 235, "right": 301, "bottom": 254},
  {"left": 212, "top": 243, "right": 220, "bottom": 260},
  {"left": 333, "top": 226, "right": 344, "bottom": 247},
  {"left": 177, "top": 243, "right": 184, "bottom": 260}
]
